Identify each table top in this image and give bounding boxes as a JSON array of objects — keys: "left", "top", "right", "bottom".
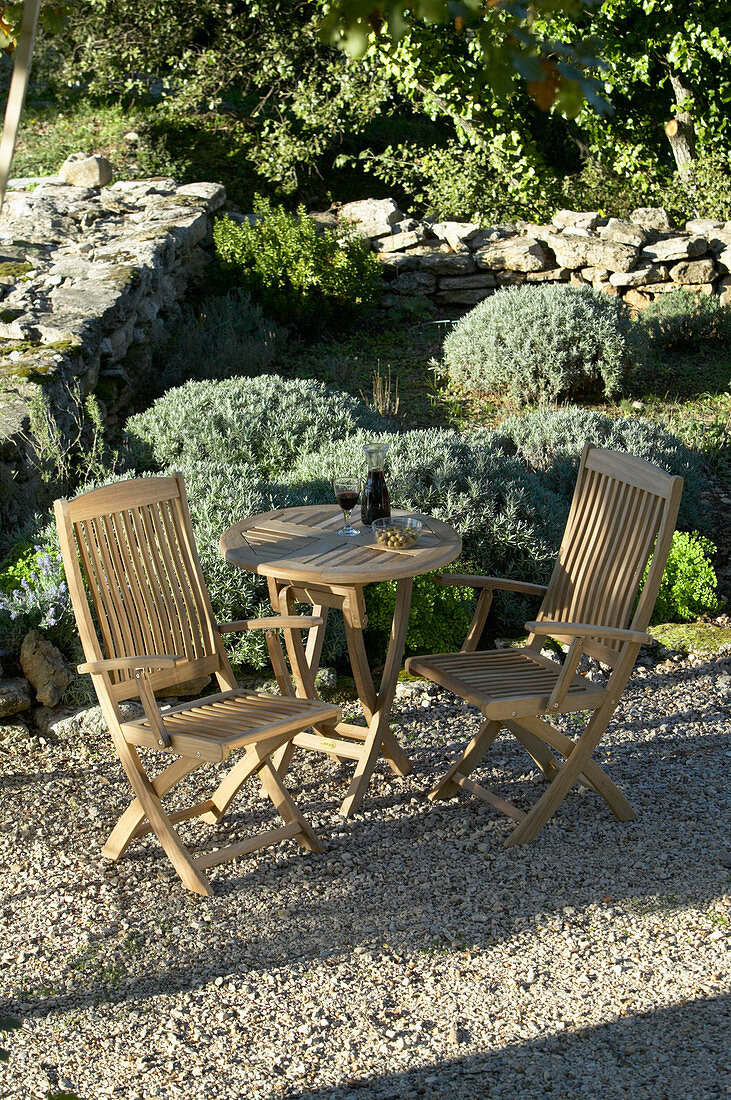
[{"left": 220, "top": 506, "right": 461, "bottom": 586}]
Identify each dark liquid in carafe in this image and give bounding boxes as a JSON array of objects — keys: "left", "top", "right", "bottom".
[{"left": 361, "top": 470, "right": 391, "bottom": 525}]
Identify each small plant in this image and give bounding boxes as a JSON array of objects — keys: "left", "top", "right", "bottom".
[
  {"left": 25, "top": 384, "right": 117, "bottom": 497},
  {"left": 213, "top": 199, "right": 382, "bottom": 333},
  {"left": 0, "top": 542, "right": 72, "bottom": 653},
  {"left": 367, "top": 363, "right": 400, "bottom": 419},
  {"left": 441, "top": 284, "right": 644, "bottom": 404},
  {"left": 648, "top": 531, "right": 721, "bottom": 623},
  {"left": 638, "top": 288, "right": 731, "bottom": 352}
]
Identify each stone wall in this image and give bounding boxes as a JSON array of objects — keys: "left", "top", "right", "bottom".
[
  {"left": 0, "top": 177, "right": 226, "bottom": 529},
  {"left": 325, "top": 197, "right": 731, "bottom": 310}
]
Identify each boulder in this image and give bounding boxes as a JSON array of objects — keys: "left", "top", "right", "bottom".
[
  {"left": 670, "top": 257, "right": 716, "bottom": 284},
  {"left": 391, "top": 271, "right": 436, "bottom": 295},
  {"left": 545, "top": 233, "right": 640, "bottom": 273},
  {"left": 600, "top": 219, "right": 647, "bottom": 247},
  {"left": 58, "top": 153, "right": 114, "bottom": 189},
  {"left": 684, "top": 218, "right": 723, "bottom": 234},
  {"left": 469, "top": 226, "right": 516, "bottom": 250},
  {"left": 0, "top": 678, "right": 32, "bottom": 717},
  {"left": 623, "top": 289, "right": 653, "bottom": 310},
  {"left": 428, "top": 221, "right": 481, "bottom": 249},
  {"left": 641, "top": 235, "right": 708, "bottom": 263},
  {"left": 377, "top": 252, "right": 420, "bottom": 276},
  {"left": 373, "top": 230, "right": 429, "bottom": 254},
  {"left": 414, "top": 251, "right": 476, "bottom": 276},
  {"left": 475, "top": 238, "right": 549, "bottom": 273},
  {"left": 438, "top": 273, "right": 497, "bottom": 290},
  {"left": 525, "top": 267, "right": 571, "bottom": 283},
  {"left": 34, "top": 701, "right": 143, "bottom": 740},
  {"left": 338, "top": 198, "right": 403, "bottom": 240},
  {"left": 552, "top": 209, "right": 601, "bottom": 232},
  {"left": 19, "top": 629, "right": 74, "bottom": 708},
  {"left": 630, "top": 207, "right": 674, "bottom": 232},
  {"left": 708, "top": 232, "right": 731, "bottom": 273},
  {"left": 609, "top": 263, "right": 670, "bottom": 287},
  {"left": 436, "top": 288, "right": 494, "bottom": 305}
]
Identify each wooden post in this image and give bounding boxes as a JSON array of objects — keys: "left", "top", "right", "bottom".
[{"left": 0, "top": 0, "right": 42, "bottom": 211}]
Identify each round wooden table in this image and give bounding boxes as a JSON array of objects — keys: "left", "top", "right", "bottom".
[{"left": 220, "top": 505, "right": 461, "bottom": 816}]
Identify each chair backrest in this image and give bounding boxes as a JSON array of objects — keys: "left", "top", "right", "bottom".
[
  {"left": 54, "top": 473, "right": 234, "bottom": 711},
  {"left": 532, "top": 445, "right": 683, "bottom": 665}
]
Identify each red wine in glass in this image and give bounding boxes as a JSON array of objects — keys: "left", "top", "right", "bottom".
[{"left": 333, "top": 476, "right": 361, "bottom": 536}]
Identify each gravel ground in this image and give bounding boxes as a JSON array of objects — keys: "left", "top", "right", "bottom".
[{"left": 1, "top": 649, "right": 729, "bottom": 1100}]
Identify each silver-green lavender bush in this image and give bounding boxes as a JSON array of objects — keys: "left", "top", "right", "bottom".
[{"left": 441, "top": 284, "right": 646, "bottom": 403}]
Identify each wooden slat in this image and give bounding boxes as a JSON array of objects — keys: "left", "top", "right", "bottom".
[
  {"left": 64, "top": 476, "right": 181, "bottom": 521},
  {"left": 193, "top": 822, "right": 301, "bottom": 870}
]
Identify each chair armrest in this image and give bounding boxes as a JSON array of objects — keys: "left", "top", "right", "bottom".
[
  {"left": 77, "top": 654, "right": 184, "bottom": 675},
  {"left": 218, "top": 616, "right": 324, "bottom": 633},
  {"left": 436, "top": 574, "right": 548, "bottom": 596},
  {"left": 525, "top": 621, "right": 651, "bottom": 645}
]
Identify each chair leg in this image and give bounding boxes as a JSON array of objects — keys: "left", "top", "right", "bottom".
[
  {"left": 256, "top": 760, "right": 322, "bottom": 853},
  {"left": 505, "top": 709, "right": 626, "bottom": 847},
  {"left": 516, "top": 715, "right": 636, "bottom": 822},
  {"left": 112, "top": 736, "right": 213, "bottom": 897},
  {"left": 428, "top": 718, "right": 502, "bottom": 802},
  {"left": 201, "top": 733, "right": 292, "bottom": 824},
  {"left": 103, "top": 757, "right": 202, "bottom": 861},
  {"left": 504, "top": 720, "right": 560, "bottom": 782}
]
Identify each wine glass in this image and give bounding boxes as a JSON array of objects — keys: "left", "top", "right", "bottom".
[{"left": 333, "top": 475, "right": 361, "bottom": 536}]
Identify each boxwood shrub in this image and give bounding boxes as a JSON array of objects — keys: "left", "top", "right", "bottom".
[{"left": 441, "top": 284, "right": 645, "bottom": 403}]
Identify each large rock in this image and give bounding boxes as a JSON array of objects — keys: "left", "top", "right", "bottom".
[
  {"left": 373, "top": 230, "right": 429, "bottom": 253},
  {"left": 438, "top": 273, "right": 497, "bottom": 290},
  {"left": 718, "top": 275, "right": 731, "bottom": 307},
  {"left": 58, "top": 153, "right": 114, "bottom": 188},
  {"left": 475, "top": 238, "right": 549, "bottom": 273},
  {"left": 609, "top": 262, "right": 670, "bottom": 287},
  {"left": 436, "top": 288, "right": 494, "bottom": 305},
  {"left": 630, "top": 207, "right": 674, "bottom": 232},
  {"left": 600, "top": 219, "right": 647, "bottom": 247},
  {"left": 338, "top": 198, "right": 403, "bottom": 240},
  {"left": 545, "top": 232, "right": 639, "bottom": 273},
  {"left": 552, "top": 210, "right": 601, "bottom": 232},
  {"left": 34, "top": 701, "right": 143, "bottom": 740},
  {"left": 428, "top": 221, "right": 481, "bottom": 249},
  {"left": 414, "top": 251, "right": 475, "bottom": 276},
  {"left": 670, "top": 257, "right": 716, "bottom": 284},
  {"left": 0, "top": 679, "right": 32, "bottom": 717},
  {"left": 391, "top": 271, "right": 436, "bottom": 295},
  {"left": 684, "top": 218, "right": 723, "bottom": 234},
  {"left": 642, "top": 235, "right": 708, "bottom": 263},
  {"left": 20, "top": 630, "right": 74, "bottom": 708}
]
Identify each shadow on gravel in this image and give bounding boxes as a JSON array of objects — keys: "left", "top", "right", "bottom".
[{"left": 282, "top": 994, "right": 730, "bottom": 1100}]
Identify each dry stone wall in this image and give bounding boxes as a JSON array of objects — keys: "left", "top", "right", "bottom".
[
  {"left": 0, "top": 176, "right": 225, "bottom": 529},
  {"left": 324, "top": 197, "right": 731, "bottom": 310}
]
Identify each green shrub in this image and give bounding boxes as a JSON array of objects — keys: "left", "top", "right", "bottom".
[
  {"left": 212, "top": 200, "right": 382, "bottom": 333},
  {"left": 150, "top": 290, "right": 285, "bottom": 393},
  {"left": 648, "top": 531, "right": 721, "bottom": 624},
  {"left": 366, "top": 573, "right": 475, "bottom": 657},
  {"left": 441, "top": 284, "right": 644, "bottom": 404},
  {"left": 124, "top": 375, "right": 388, "bottom": 477},
  {"left": 489, "top": 406, "right": 709, "bottom": 534},
  {"left": 638, "top": 288, "right": 731, "bottom": 352}
]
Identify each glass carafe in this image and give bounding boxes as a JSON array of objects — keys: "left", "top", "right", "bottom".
[{"left": 361, "top": 442, "right": 391, "bottom": 526}]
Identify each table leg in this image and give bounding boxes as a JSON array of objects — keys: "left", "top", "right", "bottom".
[
  {"left": 339, "top": 577, "right": 413, "bottom": 817},
  {"left": 267, "top": 579, "right": 339, "bottom": 775}
]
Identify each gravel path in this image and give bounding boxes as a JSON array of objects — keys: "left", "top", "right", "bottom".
[{"left": 1, "top": 649, "right": 729, "bottom": 1100}]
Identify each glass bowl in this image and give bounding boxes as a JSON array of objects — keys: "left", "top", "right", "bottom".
[{"left": 372, "top": 516, "right": 423, "bottom": 548}]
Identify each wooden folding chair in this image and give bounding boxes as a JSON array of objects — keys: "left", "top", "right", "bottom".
[
  {"left": 406, "top": 446, "right": 683, "bottom": 845},
  {"left": 54, "top": 474, "right": 341, "bottom": 896}
]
